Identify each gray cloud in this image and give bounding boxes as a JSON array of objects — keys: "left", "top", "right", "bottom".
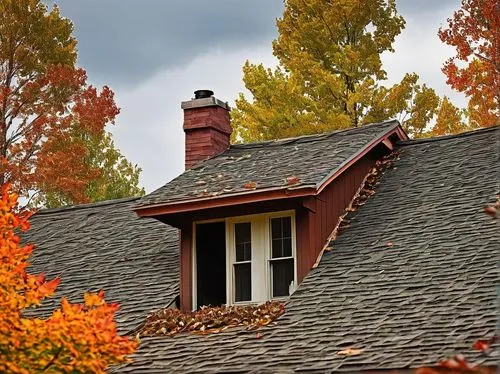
[{"left": 50, "top": 0, "right": 284, "bottom": 88}]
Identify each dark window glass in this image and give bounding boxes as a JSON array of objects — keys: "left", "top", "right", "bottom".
[
  {"left": 234, "top": 263, "right": 251, "bottom": 301},
  {"left": 283, "top": 238, "right": 292, "bottom": 257},
  {"left": 271, "top": 218, "right": 282, "bottom": 239},
  {"left": 271, "top": 258, "right": 294, "bottom": 297},
  {"left": 270, "top": 217, "right": 292, "bottom": 258},
  {"left": 272, "top": 239, "right": 282, "bottom": 258},
  {"left": 235, "top": 222, "right": 251, "bottom": 262}
]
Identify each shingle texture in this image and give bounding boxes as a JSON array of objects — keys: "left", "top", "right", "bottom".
[
  {"left": 24, "top": 198, "right": 179, "bottom": 332},
  {"left": 118, "top": 127, "right": 499, "bottom": 373},
  {"left": 137, "top": 120, "right": 399, "bottom": 207}
]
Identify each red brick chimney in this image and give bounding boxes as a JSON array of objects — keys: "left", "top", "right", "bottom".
[{"left": 182, "top": 90, "right": 232, "bottom": 169}]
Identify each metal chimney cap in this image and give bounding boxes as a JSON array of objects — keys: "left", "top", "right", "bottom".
[{"left": 194, "top": 89, "right": 214, "bottom": 99}]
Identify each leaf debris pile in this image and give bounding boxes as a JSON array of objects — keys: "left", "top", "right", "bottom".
[{"left": 135, "top": 301, "right": 285, "bottom": 337}]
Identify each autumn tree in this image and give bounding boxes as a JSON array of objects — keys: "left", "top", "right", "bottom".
[
  {"left": 431, "top": 96, "right": 468, "bottom": 136},
  {"left": 438, "top": 0, "right": 499, "bottom": 128},
  {"left": 0, "top": 0, "right": 144, "bottom": 207},
  {"left": 0, "top": 184, "right": 137, "bottom": 372},
  {"left": 232, "top": 0, "right": 440, "bottom": 141},
  {"left": 40, "top": 130, "right": 144, "bottom": 208}
]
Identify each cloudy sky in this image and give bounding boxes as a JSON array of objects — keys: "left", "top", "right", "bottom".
[{"left": 49, "top": 0, "right": 464, "bottom": 193}]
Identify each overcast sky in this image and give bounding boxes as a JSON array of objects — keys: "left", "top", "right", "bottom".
[{"left": 49, "top": 0, "right": 464, "bottom": 193}]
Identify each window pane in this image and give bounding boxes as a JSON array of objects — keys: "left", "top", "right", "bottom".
[
  {"left": 235, "top": 222, "right": 251, "bottom": 261},
  {"left": 235, "top": 243, "right": 245, "bottom": 262},
  {"left": 271, "top": 217, "right": 292, "bottom": 259},
  {"left": 272, "top": 238, "right": 283, "bottom": 258},
  {"left": 271, "top": 218, "right": 282, "bottom": 239},
  {"left": 283, "top": 237, "right": 292, "bottom": 257},
  {"left": 282, "top": 217, "right": 292, "bottom": 238},
  {"left": 234, "top": 263, "right": 251, "bottom": 302},
  {"left": 272, "top": 258, "right": 294, "bottom": 297}
]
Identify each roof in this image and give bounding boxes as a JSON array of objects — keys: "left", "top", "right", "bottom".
[
  {"left": 136, "top": 120, "right": 404, "bottom": 214},
  {"left": 24, "top": 198, "right": 179, "bottom": 332},
  {"left": 117, "top": 126, "right": 499, "bottom": 373}
]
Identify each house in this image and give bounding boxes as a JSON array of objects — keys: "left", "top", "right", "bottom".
[{"left": 26, "top": 90, "right": 499, "bottom": 373}]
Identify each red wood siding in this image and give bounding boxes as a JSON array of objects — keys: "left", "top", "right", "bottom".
[
  {"left": 179, "top": 225, "right": 192, "bottom": 311},
  {"left": 295, "top": 148, "right": 383, "bottom": 283},
  {"left": 177, "top": 146, "right": 387, "bottom": 310}
]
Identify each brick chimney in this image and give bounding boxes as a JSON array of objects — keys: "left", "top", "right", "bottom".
[{"left": 182, "top": 90, "right": 232, "bottom": 169}]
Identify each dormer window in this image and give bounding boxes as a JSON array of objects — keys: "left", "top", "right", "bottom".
[
  {"left": 270, "top": 217, "right": 294, "bottom": 298},
  {"left": 233, "top": 222, "right": 252, "bottom": 302},
  {"left": 193, "top": 211, "right": 296, "bottom": 309}
]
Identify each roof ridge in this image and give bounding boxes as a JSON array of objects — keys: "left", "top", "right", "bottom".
[
  {"left": 230, "top": 119, "right": 399, "bottom": 150},
  {"left": 398, "top": 125, "right": 499, "bottom": 146},
  {"left": 34, "top": 196, "right": 140, "bottom": 215}
]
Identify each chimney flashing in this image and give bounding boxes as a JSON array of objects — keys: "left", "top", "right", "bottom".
[{"left": 181, "top": 96, "right": 230, "bottom": 111}]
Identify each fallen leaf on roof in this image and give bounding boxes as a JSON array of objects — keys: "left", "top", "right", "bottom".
[
  {"left": 195, "top": 180, "right": 207, "bottom": 186},
  {"left": 386, "top": 242, "right": 393, "bottom": 247},
  {"left": 198, "top": 189, "right": 210, "bottom": 197},
  {"left": 285, "top": 176, "right": 300, "bottom": 185},
  {"left": 438, "top": 354, "right": 475, "bottom": 370},
  {"left": 472, "top": 339, "right": 490, "bottom": 353},
  {"left": 472, "top": 336, "right": 498, "bottom": 354},
  {"left": 243, "top": 181, "right": 257, "bottom": 189},
  {"left": 337, "top": 348, "right": 363, "bottom": 356},
  {"left": 484, "top": 205, "right": 498, "bottom": 218},
  {"left": 256, "top": 332, "right": 263, "bottom": 339},
  {"left": 134, "top": 301, "right": 285, "bottom": 337}
]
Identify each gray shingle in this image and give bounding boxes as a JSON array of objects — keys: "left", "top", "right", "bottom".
[
  {"left": 24, "top": 197, "right": 180, "bottom": 332},
  {"left": 137, "top": 120, "right": 400, "bottom": 207}
]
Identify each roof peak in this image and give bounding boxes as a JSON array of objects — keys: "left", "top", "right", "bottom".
[{"left": 230, "top": 119, "right": 400, "bottom": 150}]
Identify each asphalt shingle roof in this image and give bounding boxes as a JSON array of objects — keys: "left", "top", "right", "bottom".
[
  {"left": 137, "top": 120, "right": 400, "bottom": 208},
  {"left": 24, "top": 198, "right": 179, "bottom": 332},
  {"left": 23, "top": 126, "right": 499, "bottom": 372},
  {"left": 118, "top": 127, "right": 499, "bottom": 373}
]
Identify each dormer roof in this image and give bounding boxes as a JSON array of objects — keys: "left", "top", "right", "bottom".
[{"left": 136, "top": 120, "right": 407, "bottom": 217}]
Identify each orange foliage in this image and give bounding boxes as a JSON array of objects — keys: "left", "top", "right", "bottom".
[
  {"left": 0, "top": 1, "right": 121, "bottom": 206},
  {"left": 438, "top": 0, "right": 499, "bottom": 128},
  {"left": 0, "top": 184, "right": 137, "bottom": 373}
]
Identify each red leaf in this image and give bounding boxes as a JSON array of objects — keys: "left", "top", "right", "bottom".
[
  {"left": 256, "top": 332, "right": 263, "bottom": 339},
  {"left": 484, "top": 205, "right": 497, "bottom": 218},
  {"left": 243, "top": 182, "right": 257, "bottom": 189},
  {"left": 285, "top": 176, "right": 300, "bottom": 185}
]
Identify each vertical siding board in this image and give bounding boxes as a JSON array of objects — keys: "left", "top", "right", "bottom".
[{"left": 180, "top": 225, "right": 192, "bottom": 311}]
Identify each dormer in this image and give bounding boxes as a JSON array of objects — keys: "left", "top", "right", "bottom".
[{"left": 135, "top": 90, "right": 408, "bottom": 311}]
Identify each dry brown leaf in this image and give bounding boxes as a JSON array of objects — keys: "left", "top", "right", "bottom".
[
  {"left": 285, "top": 176, "right": 300, "bottom": 185},
  {"left": 337, "top": 348, "right": 363, "bottom": 356},
  {"left": 243, "top": 181, "right": 257, "bottom": 189},
  {"left": 484, "top": 205, "right": 498, "bottom": 218}
]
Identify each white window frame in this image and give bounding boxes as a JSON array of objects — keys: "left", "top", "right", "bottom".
[{"left": 192, "top": 210, "right": 296, "bottom": 309}]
